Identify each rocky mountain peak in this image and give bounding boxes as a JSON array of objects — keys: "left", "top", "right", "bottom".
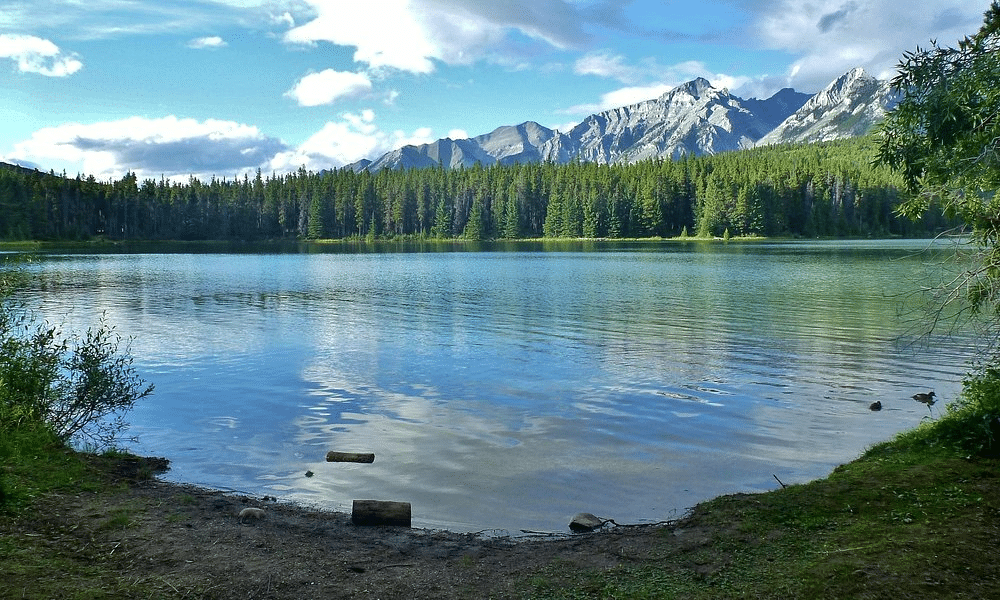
[
  {"left": 351, "top": 69, "right": 891, "bottom": 172},
  {"left": 666, "top": 77, "right": 716, "bottom": 100},
  {"left": 756, "top": 68, "right": 898, "bottom": 146},
  {"left": 814, "top": 67, "right": 877, "bottom": 105}
]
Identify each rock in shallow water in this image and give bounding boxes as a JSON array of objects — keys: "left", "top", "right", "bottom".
[{"left": 569, "top": 512, "right": 604, "bottom": 532}]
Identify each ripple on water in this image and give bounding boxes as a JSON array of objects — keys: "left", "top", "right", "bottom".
[{"left": 15, "top": 240, "right": 978, "bottom": 532}]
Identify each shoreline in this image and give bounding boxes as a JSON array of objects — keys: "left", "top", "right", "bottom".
[{"left": 5, "top": 439, "right": 999, "bottom": 599}]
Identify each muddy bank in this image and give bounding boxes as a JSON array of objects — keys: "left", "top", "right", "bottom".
[{"left": 12, "top": 456, "right": 688, "bottom": 599}]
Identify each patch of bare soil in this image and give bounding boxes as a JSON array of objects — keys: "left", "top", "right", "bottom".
[{"left": 15, "top": 457, "right": 693, "bottom": 599}]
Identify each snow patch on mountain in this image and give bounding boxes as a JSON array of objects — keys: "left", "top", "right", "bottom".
[
  {"left": 355, "top": 68, "right": 891, "bottom": 172},
  {"left": 756, "top": 68, "right": 899, "bottom": 146}
]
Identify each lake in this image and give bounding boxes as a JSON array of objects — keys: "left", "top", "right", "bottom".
[{"left": 7, "top": 239, "right": 979, "bottom": 532}]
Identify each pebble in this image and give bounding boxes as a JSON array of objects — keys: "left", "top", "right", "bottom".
[{"left": 238, "top": 507, "right": 266, "bottom": 523}]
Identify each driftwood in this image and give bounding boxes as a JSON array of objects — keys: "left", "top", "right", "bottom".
[
  {"left": 326, "top": 451, "right": 375, "bottom": 463},
  {"left": 351, "top": 500, "right": 411, "bottom": 527}
]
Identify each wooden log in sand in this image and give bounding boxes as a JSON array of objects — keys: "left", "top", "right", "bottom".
[
  {"left": 351, "top": 500, "right": 411, "bottom": 527},
  {"left": 326, "top": 451, "right": 375, "bottom": 463}
]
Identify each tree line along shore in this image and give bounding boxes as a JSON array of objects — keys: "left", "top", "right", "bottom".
[{"left": 0, "top": 137, "right": 955, "bottom": 244}]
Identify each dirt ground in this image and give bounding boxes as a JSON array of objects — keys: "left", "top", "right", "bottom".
[{"left": 13, "top": 455, "right": 693, "bottom": 599}]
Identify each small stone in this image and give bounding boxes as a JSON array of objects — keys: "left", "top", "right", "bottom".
[
  {"left": 238, "top": 507, "right": 266, "bottom": 523},
  {"left": 569, "top": 512, "right": 604, "bottom": 532}
]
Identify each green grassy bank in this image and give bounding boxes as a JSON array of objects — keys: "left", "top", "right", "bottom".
[
  {"left": 2, "top": 370, "right": 998, "bottom": 599},
  {"left": 526, "top": 369, "right": 1000, "bottom": 599}
]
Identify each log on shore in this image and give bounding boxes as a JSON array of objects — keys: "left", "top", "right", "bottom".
[
  {"left": 351, "top": 500, "right": 411, "bottom": 527},
  {"left": 326, "top": 451, "right": 375, "bottom": 463}
]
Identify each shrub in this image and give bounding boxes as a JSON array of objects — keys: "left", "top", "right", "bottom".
[
  {"left": 890, "top": 364, "right": 1000, "bottom": 458},
  {"left": 1, "top": 261, "right": 153, "bottom": 449},
  {"left": 938, "top": 366, "right": 1000, "bottom": 457}
]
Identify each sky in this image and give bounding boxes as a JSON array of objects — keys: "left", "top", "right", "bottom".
[{"left": 0, "top": 0, "right": 991, "bottom": 182}]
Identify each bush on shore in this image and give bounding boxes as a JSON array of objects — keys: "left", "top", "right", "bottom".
[{"left": 0, "top": 258, "right": 153, "bottom": 452}]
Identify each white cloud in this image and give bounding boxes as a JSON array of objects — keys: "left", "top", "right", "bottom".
[
  {"left": 270, "top": 10, "right": 296, "bottom": 28},
  {"left": 574, "top": 50, "right": 640, "bottom": 82},
  {"left": 283, "top": 0, "right": 599, "bottom": 73},
  {"left": 11, "top": 116, "right": 287, "bottom": 180},
  {"left": 285, "top": 69, "right": 373, "bottom": 106},
  {"left": 751, "top": 0, "right": 987, "bottom": 91},
  {"left": 0, "top": 34, "right": 82, "bottom": 76},
  {"left": 0, "top": 1, "right": 282, "bottom": 40},
  {"left": 9, "top": 111, "right": 437, "bottom": 180},
  {"left": 383, "top": 89, "right": 401, "bottom": 106},
  {"left": 566, "top": 84, "right": 674, "bottom": 115},
  {"left": 394, "top": 126, "right": 435, "bottom": 147},
  {"left": 284, "top": 0, "right": 439, "bottom": 73},
  {"left": 550, "top": 121, "right": 580, "bottom": 134},
  {"left": 271, "top": 109, "right": 440, "bottom": 171},
  {"left": 187, "top": 36, "right": 227, "bottom": 49}
]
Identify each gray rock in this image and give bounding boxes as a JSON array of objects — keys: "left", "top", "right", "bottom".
[
  {"left": 569, "top": 512, "right": 604, "bottom": 533},
  {"left": 756, "top": 68, "right": 899, "bottom": 146},
  {"left": 353, "top": 68, "right": 890, "bottom": 173}
]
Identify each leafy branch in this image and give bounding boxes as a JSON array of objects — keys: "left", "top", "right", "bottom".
[{"left": 1, "top": 263, "right": 153, "bottom": 449}]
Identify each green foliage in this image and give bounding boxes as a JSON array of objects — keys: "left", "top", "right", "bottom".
[
  {"left": 0, "top": 262, "right": 153, "bottom": 449},
  {"left": 47, "top": 319, "right": 154, "bottom": 446},
  {"left": 861, "top": 365, "right": 1000, "bottom": 462},
  {"left": 875, "top": 1, "right": 1000, "bottom": 462},
  {"left": 0, "top": 420, "right": 93, "bottom": 512},
  {"left": 931, "top": 367, "right": 1000, "bottom": 457},
  {"left": 527, "top": 439, "right": 1000, "bottom": 599},
  {"left": 0, "top": 137, "right": 933, "bottom": 244},
  {"left": 877, "top": 2, "right": 1000, "bottom": 315}
]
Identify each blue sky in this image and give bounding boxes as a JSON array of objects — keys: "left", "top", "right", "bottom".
[{"left": 0, "top": 0, "right": 990, "bottom": 181}]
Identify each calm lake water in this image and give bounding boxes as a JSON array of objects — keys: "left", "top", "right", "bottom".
[{"left": 8, "top": 239, "right": 979, "bottom": 532}]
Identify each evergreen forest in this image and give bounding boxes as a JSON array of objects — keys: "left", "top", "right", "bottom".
[{"left": 0, "top": 137, "right": 950, "bottom": 242}]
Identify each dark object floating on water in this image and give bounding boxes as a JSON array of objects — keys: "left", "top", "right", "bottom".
[
  {"left": 869, "top": 401, "right": 882, "bottom": 411},
  {"left": 912, "top": 391, "right": 936, "bottom": 408},
  {"left": 326, "top": 451, "right": 376, "bottom": 463},
  {"left": 305, "top": 470, "right": 314, "bottom": 477}
]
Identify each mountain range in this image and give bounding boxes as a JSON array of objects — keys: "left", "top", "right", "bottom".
[{"left": 353, "top": 67, "right": 897, "bottom": 172}]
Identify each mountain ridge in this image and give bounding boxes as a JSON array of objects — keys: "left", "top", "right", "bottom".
[
  {"left": 755, "top": 67, "right": 899, "bottom": 146},
  {"left": 354, "top": 68, "right": 897, "bottom": 172}
]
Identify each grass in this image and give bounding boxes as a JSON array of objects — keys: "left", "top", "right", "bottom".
[
  {"left": 525, "top": 452, "right": 998, "bottom": 599},
  {"left": 0, "top": 423, "right": 98, "bottom": 513},
  {"left": 0, "top": 424, "right": 141, "bottom": 599},
  {"left": 2, "top": 377, "right": 998, "bottom": 598},
  {"left": 0, "top": 536, "right": 124, "bottom": 600},
  {"left": 523, "top": 408, "right": 1000, "bottom": 600}
]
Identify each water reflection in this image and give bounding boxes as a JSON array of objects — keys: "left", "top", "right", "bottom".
[{"left": 8, "top": 239, "right": 977, "bottom": 532}]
